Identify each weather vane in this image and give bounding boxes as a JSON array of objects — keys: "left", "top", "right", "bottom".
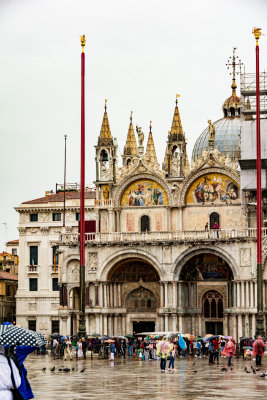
[
  {"left": 130, "top": 111, "right": 133, "bottom": 122},
  {"left": 176, "top": 94, "right": 180, "bottom": 106},
  {"left": 226, "top": 47, "right": 243, "bottom": 79},
  {"left": 80, "top": 35, "right": 86, "bottom": 52},
  {"left": 104, "top": 98, "right": 107, "bottom": 111}
]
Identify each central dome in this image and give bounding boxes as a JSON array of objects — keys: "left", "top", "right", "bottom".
[{"left": 192, "top": 117, "right": 241, "bottom": 163}]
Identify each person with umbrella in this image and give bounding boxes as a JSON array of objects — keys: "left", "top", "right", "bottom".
[{"left": 0, "top": 344, "right": 21, "bottom": 400}]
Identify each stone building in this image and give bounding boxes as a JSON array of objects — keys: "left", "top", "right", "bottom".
[{"left": 15, "top": 70, "right": 267, "bottom": 338}]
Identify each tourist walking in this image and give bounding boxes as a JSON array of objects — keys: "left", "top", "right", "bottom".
[
  {"left": 77, "top": 339, "right": 83, "bottom": 360},
  {"left": 252, "top": 336, "right": 265, "bottom": 366},
  {"left": 110, "top": 342, "right": 115, "bottom": 361},
  {"left": 64, "top": 337, "right": 73, "bottom": 361},
  {"left": 168, "top": 339, "right": 176, "bottom": 371},
  {"left": 157, "top": 337, "right": 170, "bottom": 372},
  {"left": 222, "top": 337, "right": 236, "bottom": 366}
]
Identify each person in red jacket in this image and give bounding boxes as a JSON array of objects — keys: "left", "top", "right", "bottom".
[{"left": 252, "top": 336, "right": 265, "bottom": 366}]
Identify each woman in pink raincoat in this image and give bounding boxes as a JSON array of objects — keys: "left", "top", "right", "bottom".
[
  {"left": 252, "top": 336, "right": 265, "bottom": 366},
  {"left": 222, "top": 338, "right": 236, "bottom": 367}
]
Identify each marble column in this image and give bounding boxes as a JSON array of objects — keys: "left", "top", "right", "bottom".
[
  {"left": 255, "top": 283, "right": 257, "bottom": 309},
  {"left": 236, "top": 282, "right": 240, "bottom": 308},
  {"left": 232, "top": 315, "right": 237, "bottom": 339},
  {"left": 191, "top": 315, "right": 195, "bottom": 335},
  {"left": 198, "top": 316, "right": 202, "bottom": 336},
  {"left": 172, "top": 283, "right": 177, "bottom": 308},
  {"left": 164, "top": 282, "right": 168, "bottom": 308},
  {"left": 110, "top": 283, "right": 113, "bottom": 308},
  {"left": 178, "top": 283, "right": 182, "bottom": 307},
  {"left": 103, "top": 315, "right": 108, "bottom": 335},
  {"left": 237, "top": 314, "right": 242, "bottom": 338},
  {"left": 99, "top": 283, "right": 103, "bottom": 307},
  {"left": 164, "top": 314, "right": 169, "bottom": 331},
  {"left": 241, "top": 281, "right": 245, "bottom": 308},
  {"left": 95, "top": 314, "right": 100, "bottom": 333},
  {"left": 113, "top": 284, "right": 117, "bottom": 308},
  {"left": 172, "top": 314, "right": 177, "bottom": 331},
  {"left": 224, "top": 314, "right": 228, "bottom": 335},
  {"left": 103, "top": 284, "right": 107, "bottom": 307},
  {"left": 251, "top": 314, "right": 256, "bottom": 338},
  {"left": 159, "top": 315, "right": 164, "bottom": 331},
  {"left": 178, "top": 315, "right": 183, "bottom": 333},
  {"left": 108, "top": 210, "right": 114, "bottom": 232},
  {"left": 99, "top": 315, "right": 103, "bottom": 335},
  {"left": 122, "top": 315, "right": 126, "bottom": 335},
  {"left": 245, "top": 282, "right": 249, "bottom": 309},
  {"left": 263, "top": 281, "right": 266, "bottom": 309},
  {"left": 244, "top": 314, "right": 249, "bottom": 337},
  {"left": 108, "top": 315, "right": 113, "bottom": 336},
  {"left": 178, "top": 209, "right": 183, "bottom": 230},
  {"left": 250, "top": 282, "right": 254, "bottom": 308},
  {"left": 116, "top": 210, "right": 121, "bottom": 232},
  {"left": 118, "top": 283, "right": 122, "bottom": 307},
  {"left": 113, "top": 315, "right": 118, "bottom": 336},
  {"left": 233, "top": 282, "right": 237, "bottom": 307},
  {"left": 160, "top": 283, "right": 164, "bottom": 307}
]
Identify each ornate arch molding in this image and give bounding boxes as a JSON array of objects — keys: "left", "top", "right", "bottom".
[
  {"left": 179, "top": 166, "right": 240, "bottom": 206},
  {"left": 172, "top": 245, "right": 239, "bottom": 280},
  {"left": 98, "top": 248, "right": 165, "bottom": 281},
  {"left": 113, "top": 173, "right": 172, "bottom": 207}
]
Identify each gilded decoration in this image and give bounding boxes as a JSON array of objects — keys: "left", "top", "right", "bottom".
[
  {"left": 180, "top": 254, "right": 233, "bottom": 281},
  {"left": 185, "top": 173, "right": 239, "bottom": 205},
  {"left": 120, "top": 179, "right": 168, "bottom": 207}
]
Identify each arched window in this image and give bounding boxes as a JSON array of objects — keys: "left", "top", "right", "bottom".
[
  {"left": 141, "top": 215, "right": 150, "bottom": 232},
  {"left": 210, "top": 212, "right": 220, "bottom": 229},
  {"left": 230, "top": 107, "right": 235, "bottom": 117},
  {"left": 100, "top": 149, "right": 108, "bottom": 161},
  {"left": 203, "top": 291, "right": 223, "bottom": 319}
]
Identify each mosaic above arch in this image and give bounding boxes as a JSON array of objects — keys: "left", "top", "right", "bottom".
[
  {"left": 185, "top": 173, "right": 239, "bottom": 205},
  {"left": 120, "top": 179, "right": 168, "bottom": 207}
]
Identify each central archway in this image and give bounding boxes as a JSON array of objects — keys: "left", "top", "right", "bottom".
[{"left": 107, "top": 258, "right": 160, "bottom": 282}]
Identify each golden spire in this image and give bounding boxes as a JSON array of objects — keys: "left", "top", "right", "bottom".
[
  {"left": 99, "top": 99, "right": 112, "bottom": 139},
  {"left": 123, "top": 111, "right": 138, "bottom": 156},
  {"left": 226, "top": 47, "right": 243, "bottom": 96},
  {"left": 170, "top": 95, "right": 183, "bottom": 135},
  {"left": 80, "top": 35, "right": 86, "bottom": 52},
  {"left": 145, "top": 121, "right": 158, "bottom": 164}
]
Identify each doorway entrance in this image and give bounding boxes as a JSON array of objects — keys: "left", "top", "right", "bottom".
[
  {"left": 133, "top": 321, "right": 155, "bottom": 334},
  {"left": 205, "top": 321, "right": 223, "bottom": 335}
]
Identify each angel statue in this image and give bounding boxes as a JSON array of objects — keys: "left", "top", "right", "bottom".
[
  {"left": 208, "top": 120, "right": 215, "bottom": 141},
  {"left": 136, "top": 125, "right": 144, "bottom": 147}
]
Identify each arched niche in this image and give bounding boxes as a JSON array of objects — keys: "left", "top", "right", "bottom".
[
  {"left": 107, "top": 258, "right": 160, "bottom": 282},
  {"left": 120, "top": 179, "right": 168, "bottom": 207},
  {"left": 126, "top": 286, "right": 157, "bottom": 311},
  {"left": 179, "top": 253, "right": 233, "bottom": 281}
]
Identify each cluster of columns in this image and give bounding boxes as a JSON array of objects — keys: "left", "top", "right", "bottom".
[
  {"left": 85, "top": 282, "right": 123, "bottom": 308},
  {"left": 228, "top": 280, "right": 258, "bottom": 308},
  {"left": 160, "top": 281, "right": 198, "bottom": 308},
  {"left": 87, "top": 313, "right": 127, "bottom": 336}
]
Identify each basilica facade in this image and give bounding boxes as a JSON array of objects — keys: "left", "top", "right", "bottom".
[{"left": 15, "top": 77, "right": 267, "bottom": 339}]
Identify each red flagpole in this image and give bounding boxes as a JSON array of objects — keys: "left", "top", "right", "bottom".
[
  {"left": 79, "top": 35, "right": 86, "bottom": 335},
  {"left": 253, "top": 27, "right": 265, "bottom": 337}
]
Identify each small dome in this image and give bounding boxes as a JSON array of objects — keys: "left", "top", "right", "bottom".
[
  {"left": 192, "top": 117, "right": 240, "bottom": 163},
  {"left": 223, "top": 94, "right": 241, "bottom": 118}
]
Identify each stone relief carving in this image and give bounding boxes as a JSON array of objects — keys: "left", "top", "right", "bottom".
[
  {"left": 40, "top": 213, "right": 50, "bottom": 222},
  {"left": 18, "top": 227, "right": 27, "bottom": 235},
  {"left": 40, "top": 226, "right": 49, "bottom": 233},
  {"left": 88, "top": 252, "right": 98, "bottom": 271},
  {"left": 20, "top": 213, "right": 29, "bottom": 223},
  {"left": 240, "top": 248, "right": 251, "bottom": 267},
  {"left": 28, "top": 303, "right": 36, "bottom": 311}
]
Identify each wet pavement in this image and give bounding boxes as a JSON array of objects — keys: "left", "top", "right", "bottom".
[{"left": 25, "top": 354, "right": 267, "bottom": 400}]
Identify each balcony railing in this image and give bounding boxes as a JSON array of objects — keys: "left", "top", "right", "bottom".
[
  {"left": 27, "top": 265, "right": 38, "bottom": 273},
  {"left": 94, "top": 199, "right": 114, "bottom": 207},
  {"left": 59, "top": 228, "right": 266, "bottom": 244}
]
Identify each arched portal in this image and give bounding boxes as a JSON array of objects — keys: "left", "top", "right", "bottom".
[{"left": 107, "top": 258, "right": 160, "bottom": 334}]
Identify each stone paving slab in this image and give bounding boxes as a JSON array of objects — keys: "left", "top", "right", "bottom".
[{"left": 25, "top": 355, "right": 267, "bottom": 400}]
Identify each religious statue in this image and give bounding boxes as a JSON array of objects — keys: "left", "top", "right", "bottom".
[
  {"left": 136, "top": 125, "right": 144, "bottom": 147},
  {"left": 101, "top": 162, "right": 109, "bottom": 180},
  {"left": 172, "top": 184, "right": 180, "bottom": 203},
  {"left": 102, "top": 186, "right": 109, "bottom": 200},
  {"left": 208, "top": 120, "right": 215, "bottom": 141},
  {"left": 172, "top": 152, "right": 181, "bottom": 176}
]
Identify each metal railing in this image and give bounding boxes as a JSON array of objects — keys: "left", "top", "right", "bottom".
[{"left": 59, "top": 228, "right": 266, "bottom": 244}]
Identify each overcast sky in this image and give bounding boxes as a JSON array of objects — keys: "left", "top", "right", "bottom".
[{"left": 0, "top": 0, "right": 266, "bottom": 249}]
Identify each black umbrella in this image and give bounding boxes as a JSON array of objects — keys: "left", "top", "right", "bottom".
[
  {"left": 0, "top": 325, "right": 47, "bottom": 347},
  {"left": 51, "top": 332, "right": 62, "bottom": 339},
  {"left": 208, "top": 335, "right": 220, "bottom": 341}
]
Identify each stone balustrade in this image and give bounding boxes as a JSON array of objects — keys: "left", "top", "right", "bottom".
[{"left": 58, "top": 228, "right": 267, "bottom": 244}]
